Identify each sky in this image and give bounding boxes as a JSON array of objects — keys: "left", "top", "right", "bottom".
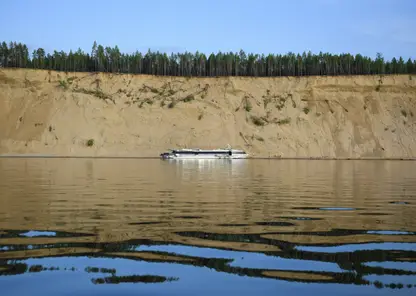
[{"left": 1, "top": 0, "right": 415, "bottom": 60}]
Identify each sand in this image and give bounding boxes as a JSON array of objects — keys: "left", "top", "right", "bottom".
[{"left": 0, "top": 68, "right": 415, "bottom": 158}]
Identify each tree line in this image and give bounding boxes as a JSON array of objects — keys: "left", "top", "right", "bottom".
[{"left": 1, "top": 41, "right": 415, "bottom": 77}]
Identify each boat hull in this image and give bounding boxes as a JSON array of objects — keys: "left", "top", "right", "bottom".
[
  {"left": 160, "top": 154, "right": 248, "bottom": 160},
  {"left": 160, "top": 146, "right": 248, "bottom": 160}
]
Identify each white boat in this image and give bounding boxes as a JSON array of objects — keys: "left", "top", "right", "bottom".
[{"left": 160, "top": 145, "right": 248, "bottom": 159}]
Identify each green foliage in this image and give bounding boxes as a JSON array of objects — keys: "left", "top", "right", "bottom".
[
  {"left": 276, "top": 118, "right": 291, "bottom": 125},
  {"left": 303, "top": 107, "right": 310, "bottom": 114},
  {"left": 58, "top": 80, "right": 68, "bottom": 89},
  {"left": 86, "top": 139, "right": 94, "bottom": 147},
  {"left": 291, "top": 100, "right": 297, "bottom": 108},
  {"left": 276, "top": 97, "right": 287, "bottom": 110},
  {"left": 401, "top": 110, "right": 407, "bottom": 117},
  {"left": 182, "top": 94, "right": 195, "bottom": 102},
  {"left": 67, "top": 76, "right": 76, "bottom": 84},
  {"left": 243, "top": 97, "right": 252, "bottom": 112},
  {"left": 1, "top": 40, "right": 415, "bottom": 76},
  {"left": 253, "top": 135, "right": 264, "bottom": 142},
  {"left": 74, "top": 88, "right": 115, "bottom": 104},
  {"left": 251, "top": 115, "right": 266, "bottom": 126}
]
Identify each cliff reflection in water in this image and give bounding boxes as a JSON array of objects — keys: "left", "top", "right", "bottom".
[{"left": 0, "top": 158, "right": 415, "bottom": 295}]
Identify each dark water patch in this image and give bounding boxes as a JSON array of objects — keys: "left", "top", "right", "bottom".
[
  {"left": 280, "top": 245, "right": 416, "bottom": 263},
  {"left": 353, "top": 262, "right": 416, "bottom": 276},
  {"left": 384, "top": 282, "right": 409, "bottom": 289},
  {"left": 217, "top": 223, "right": 251, "bottom": 227},
  {"left": 0, "top": 262, "right": 72, "bottom": 276},
  {"left": 91, "top": 274, "right": 179, "bottom": 284},
  {"left": 373, "top": 281, "right": 415, "bottom": 289},
  {"left": 173, "top": 216, "right": 203, "bottom": 219},
  {"left": 373, "top": 280, "right": 383, "bottom": 288},
  {"left": 280, "top": 216, "right": 323, "bottom": 221},
  {"left": 292, "top": 207, "right": 358, "bottom": 211},
  {"left": 174, "top": 231, "right": 284, "bottom": 249},
  {"left": 359, "top": 212, "right": 391, "bottom": 216},
  {"left": 28, "top": 265, "right": 44, "bottom": 272},
  {"left": 389, "top": 201, "right": 410, "bottom": 205},
  {"left": 109, "top": 252, "right": 237, "bottom": 277},
  {"left": 364, "top": 261, "right": 416, "bottom": 272},
  {"left": 128, "top": 222, "right": 165, "bottom": 226},
  {"left": 0, "top": 263, "right": 29, "bottom": 276},
  {"left": 28, "top": 265, "right": 72, "bottom": 273},
  {"left": 319, "top": 207, "right": 357, "bottom": 211},
  {"left": 255, "top": 221, "right": 296, "bottom": 227},
  {"left": 174, "top": 228, "right": 416, "bottom": 252},
  {"left": 85, "top": 267, "right": 116, "bottom": 274},
  {"left": 266, "top": 228, "right": 369, "bottom": 237}
]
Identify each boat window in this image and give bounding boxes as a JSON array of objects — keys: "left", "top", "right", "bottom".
[
  {"left": 175, "top": 151, "right": 229, "bottom": 154},
  {"left": 168, "top": 150, "right": 246, "bottom": 155}
]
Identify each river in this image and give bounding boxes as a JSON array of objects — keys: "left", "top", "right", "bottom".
[{"left": 0, "top": 158, "right": 415, "bottom": 295}]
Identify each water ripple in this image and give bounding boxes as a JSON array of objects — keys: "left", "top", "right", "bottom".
[{"left": 0, "top": 158, "right": 415, "bottom": 295}]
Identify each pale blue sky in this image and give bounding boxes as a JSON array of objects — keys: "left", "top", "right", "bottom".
[{"left": 1, "top": 0, "right": 415, "bottom": 60}]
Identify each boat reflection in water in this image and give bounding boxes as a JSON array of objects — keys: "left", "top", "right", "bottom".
[{"left": 162, "top": 157, "right": 249, "bottom": 183}]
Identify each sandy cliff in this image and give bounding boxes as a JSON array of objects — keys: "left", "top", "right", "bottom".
[{"left": 0, "top": 68, "right": 415, "bottom": 158}]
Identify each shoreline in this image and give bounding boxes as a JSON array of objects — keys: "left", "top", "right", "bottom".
[{"left": 0, "top": 155, "right": 415, "bottom": 161}]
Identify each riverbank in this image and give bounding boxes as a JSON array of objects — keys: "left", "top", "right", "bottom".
[
  {"left": 1, "top": 68, "right": 415, "bottom": 158},
  {"left": 0, "top": 155, "right": 415, "bottom": 160}
]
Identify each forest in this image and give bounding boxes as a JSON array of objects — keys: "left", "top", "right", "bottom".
[{"left": 0, "top": 41, "right": 415, "bottom": 77}]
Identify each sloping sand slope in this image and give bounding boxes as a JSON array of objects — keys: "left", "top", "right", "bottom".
[{"left": 0, "top": 69, "right": 415, "bottom": 158}]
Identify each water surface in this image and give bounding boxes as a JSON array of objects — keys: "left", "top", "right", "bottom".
[{"left": 0, "top": 159, "right": 415, "bottom": 295}]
